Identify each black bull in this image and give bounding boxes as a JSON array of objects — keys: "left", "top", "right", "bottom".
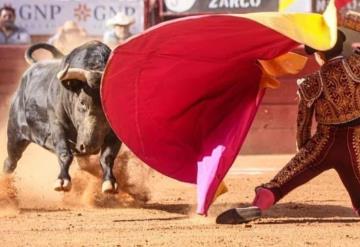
[{"left": 3, "top": 41, "right": 122, "bottom": 193}]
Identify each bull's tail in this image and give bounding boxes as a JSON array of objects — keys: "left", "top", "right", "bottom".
[{"left": 25, "top": 43, "right": 64, "bottom": 65}]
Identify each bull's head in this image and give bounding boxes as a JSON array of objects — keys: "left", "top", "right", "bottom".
[{"left": 56, "top": 41, "right": 112, "bottom": 154}]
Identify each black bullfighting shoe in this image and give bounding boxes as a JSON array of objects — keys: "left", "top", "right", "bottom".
[{"left": 216, "top": 206, "right": 261, "bottom": 224}]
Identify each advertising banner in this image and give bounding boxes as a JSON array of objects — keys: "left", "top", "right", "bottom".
[
  {"left": 163, "top": 0, "right": 279, "bottom": 14},
  {"left": 0, "top": 0, "right": 144, "bottom": 35}
]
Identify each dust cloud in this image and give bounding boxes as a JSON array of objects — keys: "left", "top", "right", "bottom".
[
  {"left": 0, "top": 102, "right": 152, "bottom": 213},
  {"left": 63, "top": 150, "right": 152, "bottom": 208},
  {"left": 0, "top": 174, "right": 19, "bottom": 216}
]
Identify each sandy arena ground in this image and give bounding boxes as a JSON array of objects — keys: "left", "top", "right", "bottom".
[{"left": 1, "top": 101, "right": 360, "bottom": 247}]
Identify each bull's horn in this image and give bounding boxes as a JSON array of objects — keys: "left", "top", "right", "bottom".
[
  {"left": 57, "top": 67, "right": 88, "bottom": 82},
  {"left": 57, "top": 66, "right": 102, "bottom": 82},
  {"left": 56, "top": 64, "right": 70, "bottom": 80}
]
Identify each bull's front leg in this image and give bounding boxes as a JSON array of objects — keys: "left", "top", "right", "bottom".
[
  {"left": 100, "top": 130, "right": 121, "bottom": 193},
  {"left": 52, "top": 122, "right": 73, "bottom": 192}
]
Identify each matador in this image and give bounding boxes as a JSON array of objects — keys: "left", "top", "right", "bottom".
[{"left": 217, "top": 30, "right": 360, "bottom": 224}]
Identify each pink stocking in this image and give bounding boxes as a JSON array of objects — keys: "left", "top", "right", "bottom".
[{"left": 252, "top": 187, "right": 275, "bottom": 211}]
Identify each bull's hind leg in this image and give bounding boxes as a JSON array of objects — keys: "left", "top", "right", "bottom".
[
  {"left": 3, "top": 137, "right": 30, "bottom": 174},
  {"left": 3, "top": 109, "right": 30, "bottom": 173}
]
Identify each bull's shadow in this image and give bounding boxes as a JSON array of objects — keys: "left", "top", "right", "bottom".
[
  {"left": 20, "top": 208, "right": 70, "bottom": 213},
  {"left": 144, "top": 203, "right": 193, "bottom": 215}
]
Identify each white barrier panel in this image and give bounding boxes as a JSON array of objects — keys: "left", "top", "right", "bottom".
[
  {"left": 164, "top": 0, "right": 279, "bottom": 14},
  {"left": 280, "top": 0, "right": 312, "bottom": 12},
  {"left": 0, "top": 0, "right": 144, "bottom": 35}
]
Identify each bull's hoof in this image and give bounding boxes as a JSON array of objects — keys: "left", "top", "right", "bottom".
[
  {"left": 102, "top": 180, "right": 118, "bottom": 194},
  {"left": 53, "top": 179, "right": 63, "bottom": 191},
  {"left": 53, "top": 179, "right": 72, "bottom": 192},
  {"left": 62, "top": 179, "right": 72, "bottom": 192}
]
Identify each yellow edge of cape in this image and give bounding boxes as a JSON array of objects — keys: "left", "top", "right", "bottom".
[{"left": 213, "top": 0, "right": 338, "bottom": 202}]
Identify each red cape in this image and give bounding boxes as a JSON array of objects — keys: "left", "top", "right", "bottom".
[{"left": 101, "top": 15, "right": 299, "bottom": 214}]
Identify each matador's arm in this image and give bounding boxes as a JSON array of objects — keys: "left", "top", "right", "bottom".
[{"left": 296, "top": 95, "right": 314, "bottom": 150}]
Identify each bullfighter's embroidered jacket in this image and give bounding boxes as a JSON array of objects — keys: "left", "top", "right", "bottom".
[{"left": 296, "top": 52, "right": 360, "bottom": 148}]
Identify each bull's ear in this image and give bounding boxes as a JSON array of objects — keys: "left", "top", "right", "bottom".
[{"left": 61, "top": 79, "right": 82, "bottom": 92}]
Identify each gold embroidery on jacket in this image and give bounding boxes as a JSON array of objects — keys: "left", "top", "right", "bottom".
[
  {"left": 297, "top": 74, "right": 323, "bottom": 107},
  {"left": 296, "top": 99, "right": 314, "bottom": 149},
  {"left": 344, "top": 56, "right": 360, "bottom": 82},
  {"left": 351, "top": 128, "right": 360, "bottom": 183},
  {"left": 311, "top": 55, "right": 360, "bottom": 124},
  {"left": 266, "top": 125, "right": 331, "bottom": 188}
]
